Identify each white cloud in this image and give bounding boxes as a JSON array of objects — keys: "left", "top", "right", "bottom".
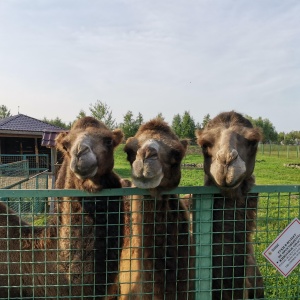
[{"left": 0, "top": 0, "right": 299, "bottom": 132}]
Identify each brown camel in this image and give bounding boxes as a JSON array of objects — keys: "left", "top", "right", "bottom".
[
  {"left": 119, "top": 118, "right": 194, "bottom": 300},
  {"left": 196, "top": 111, "right": 264, "bottom": 299},
  {"left": 0, "top": 116, "right": 124, "bottom": 299}
]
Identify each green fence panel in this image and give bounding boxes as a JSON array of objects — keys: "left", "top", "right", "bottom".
[
  {"left": 0, "top": 170, "right": 49, "bottom": 216},
  {"left": 0, "top": 160, "right": 29, "bottom": 188},
  {"left": 0, "top": 185, "right": 299, "bottom": 299},
  {"left": 0, "top": 154, "right": 49, "bottom": 174}
]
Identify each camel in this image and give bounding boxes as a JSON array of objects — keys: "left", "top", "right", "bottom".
[
  {"left": 0, "top": 116, "right": 124, "bottom": 299},
  {"left": 196, "top": 111, "right": 264, "bottom": 299},
  {"left": 119, "top": 118, "right": 194, "bottom": 300}
]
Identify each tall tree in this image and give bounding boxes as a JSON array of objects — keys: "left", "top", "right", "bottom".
[
  {"left": 181, "top": 111, "right": 196, "bottom": 141},
  {"left": 201, "top": 114, "right": 211, "bottom": 129},
  {"left": 119, "top": 111, "right": 143, "bottom": 139},
  {"left": 76, "top": 109, "right": 87, "bottom": 120},
  {"left": 172, "top": 111, "right": 196, "bottom": 141},
  {"left": 171, "top": 114, "right": 182, "bottom": 137},
  {"left": 43, "top": 117, "right": 70, "bottom": 129},
  {"left": 89, "top": 100, "right": 116, "bottom": 129},
  {"left": 284, "top": 131, "right": 300, "bottom": 145},
  {"left": 136, "top": 112, "right": 143, "bottom": 127},
  {"left": 155, "top": 113, "right": 165, "bottom": 121},
  {"left": 246, "top": 115, "right": 278, "bottom": 143},
  {"left": 0, "top": 105, "right": 11, "bottom": 119}
]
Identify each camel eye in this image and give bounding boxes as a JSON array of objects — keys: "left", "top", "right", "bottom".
[
  {"left": 104, "top": 138, "right": 113, "bottom": 146},
  {"left": 247, "top": 139, "right": 258, "bottom": 147},
  {"left": 201, "top": 143, "right": 212, "bottom": 155},
  {"left": 62, "top": 141, "right": 70, "bottom": 152},
  {"left": 125, "top": 149, "right": 137, "bottom": 164},
  {"left": 170, "top": 149, "right": 182, "bottom": 165}
]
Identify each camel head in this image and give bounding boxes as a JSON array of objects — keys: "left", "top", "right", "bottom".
[
  {"left": 196, "top": 111, "right": 262, "bottom": 191},
  {"left": 124, "top": 118, "right": 188, "bottom": 192},
  {"left": 56, "top": 116, "right": 123, "bottom": 180}
]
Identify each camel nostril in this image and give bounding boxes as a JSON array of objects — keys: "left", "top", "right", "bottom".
[
  {"left": 217, "top": 149, "right": 238, "bottom": 165},
  {"left": 226, "top": 149, "right": 238, "bottom": 164},
  {"left": 77, "top": 146, "right": 90, "bottom": 158},
  {"left": 145, "top": 147, "right": 158, "bottom": 160}
]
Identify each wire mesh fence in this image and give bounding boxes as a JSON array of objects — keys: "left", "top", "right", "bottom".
[
  {"left": 0, "top": 185, "right": 299, "bottom": 299},
  {"left": 0, "top": 157, "right": 49, "bottom": 218},
  {"left": 0, "top": 163, "right": 49, "bottom": 218},
  {"left": 258, "top": 144, "right": 300, "bottom": 159},
  {"left": 0, "top": 160, "right": 29, "bottom": 189},
  {"left": 0, "top": 154, "right": 49, "bottom": 175}
]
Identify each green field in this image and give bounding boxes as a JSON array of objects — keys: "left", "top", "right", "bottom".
[{"left": 114, "top": 145, "right": 300, "bottom": 186}]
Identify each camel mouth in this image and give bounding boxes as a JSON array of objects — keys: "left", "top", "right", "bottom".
[
  {"left": 210, "top": 157, "right": 247, "bottom": 190},
  {"left": 215, "top": 181, "right": 242, "bottom": 190},
  {"left": 212, "top": 171, "right": 247, "bottom": 190},
  {"left": 131, "top": 173, "right": 164, "bottom": 189},
  {"left": 73, "top": 166, "right": 98, "bottom": 180}
]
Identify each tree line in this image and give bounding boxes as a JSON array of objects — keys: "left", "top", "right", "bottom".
[{"left": 0, "top": 102, "right": 299, "bottom": 145}]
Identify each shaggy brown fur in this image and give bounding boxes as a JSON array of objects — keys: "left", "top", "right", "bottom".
[
  {"left": 0, "top": 117, "right": 124, "bottom": 299},
  {"left": 196, "top": 111, "right": 264, "bottom": 299},
  {"left": 119, "top": 118, "right": 194, "bottom": 300}
]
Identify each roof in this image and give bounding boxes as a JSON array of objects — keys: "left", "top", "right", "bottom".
[
  {"left": 41, "top": 131, "right": 65, "bottom": 147},
  {"left": 0, "top": 114, "right": 64, "bottom": 133}
]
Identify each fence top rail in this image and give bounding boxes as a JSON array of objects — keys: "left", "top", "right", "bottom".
[{"left": 0, "top": 185, "right": 299, "bottom": 198}]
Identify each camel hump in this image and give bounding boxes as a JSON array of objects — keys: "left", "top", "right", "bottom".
[{"left": 72, "top": 116, "right": 109, "bottom": 130}]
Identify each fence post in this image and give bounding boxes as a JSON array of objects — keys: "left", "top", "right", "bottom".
[{"left": 192, "top": 193, "right": 213, "bottom": 298}]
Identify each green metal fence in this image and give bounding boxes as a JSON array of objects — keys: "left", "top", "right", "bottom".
[
  {"left": 0, "top": 185, "right": 299, "bottom": 299},
  {"left": 0, "top": 171, "right": 49, "bottom": 219},
  {"left": 0, "top": 159, "right": 49, "bottom": 217},
  {"left": 0, "top": 160, "right": 29, "bottom": 189},
  {"left": 258, "top": 144, "right": 300, "bottom": 159},
  {"left": 0, "top": 154, "right": 49, "bottom": 174}
]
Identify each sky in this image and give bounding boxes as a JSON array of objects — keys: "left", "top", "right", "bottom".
[{"left": 0, "top": 0, "right": 299, "bottom": 133}]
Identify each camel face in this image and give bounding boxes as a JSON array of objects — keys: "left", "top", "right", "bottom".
[
  {"left": 124, "top": 119, "right": 188, "bottom": 190},
  {"left": 131, "top": 139, "right": 164, "bottom": 189},
  {"left": 68, "top": 131, "right": 109, "bottom": 180},
  {"left": 196, "top": 111, "right": 262, "bottom": 189},
  {"left": 56, "top": 117, "right": 124, "bottom": 180}
]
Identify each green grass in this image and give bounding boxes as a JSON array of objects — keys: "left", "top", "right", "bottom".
[
  {"left": 254, "top": 154, "right": 300, "bottom": 185},
  {"left": 255, "top": 192, "right": 300, "bottom": 299},
  {"left": 114, "top": 145, "right": 300, "bottom": 186}
]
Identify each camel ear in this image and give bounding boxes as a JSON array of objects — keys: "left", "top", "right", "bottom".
[
  {"left": 112, "top": 129, "right": 124, "bottom": 147},
  {"left": 245, "top": 127, "right": 263, "bottom": 142},
  {"left": 195, "top": 129, "right": 202, "bottom": 139},
  {"left": 124, "top": 137, "right": 138, "bottom": 164},
  {"left": 124, "top": 137, "right": 138, "bottom": 152},
  {"left": 55, "top": 132, "right": 69, "bottom": 153},
  {"left": 195, "top": 129, "right": 203, "bottom": 145}
]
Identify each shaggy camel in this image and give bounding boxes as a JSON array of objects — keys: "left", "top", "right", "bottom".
[
  {"left": 0, "top": 116, "right": 124, "bottom": 299},
  {"left": 196, "top": 111, "right": 264, "bottom": 299},
  {"left": 119, "top": 118, "right": 194, "bottom": 300}
]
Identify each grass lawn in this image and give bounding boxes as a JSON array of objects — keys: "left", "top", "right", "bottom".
[{"left": 114, "top": 145, "right": 300, "bottom": 186}]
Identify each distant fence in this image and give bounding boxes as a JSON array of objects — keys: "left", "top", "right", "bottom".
[
  {"left": 0, "top": 160, "right": 29, "bottom": 189},
  {"left": 0, "top": 154, "right": 49, "bottom": 174},
  {"left": 258, "top": 144, "right": 300, "bottom": 158},
  {"left": 0, "top": 159, "right": 49, "bottom": 217},
  {"left": 0, "top": 185, "right": 299, "bottom": 299}
]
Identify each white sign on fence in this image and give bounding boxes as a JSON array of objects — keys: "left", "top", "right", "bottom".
[{"left": 263, "top": 218, "right": 300, "bottom": 277}]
